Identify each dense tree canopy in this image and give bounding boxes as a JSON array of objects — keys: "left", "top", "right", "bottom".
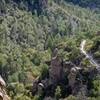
[
  {"left": 65, "top": 0, "right": 100, "bottom": 8},
  {"left": 0, "top": 0, "right": 100, "bottom": 100}
]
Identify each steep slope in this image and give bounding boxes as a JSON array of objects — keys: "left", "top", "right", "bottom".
[
  {"left": 0, "top": 0, "right": 100, "bottom": 99},
  {"left": 65, "top": 0, "right": 100, "bottom": 8}
]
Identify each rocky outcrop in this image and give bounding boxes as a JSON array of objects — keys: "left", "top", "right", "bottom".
[
  {"left": 49, "top": 48, "right": 63, "bottom": 84},
  {"left": 32, "top": 48, "right": 97, "bottom": 98},
  {"left": 0, "top": 75, "right": 10, "bottom": 100},
  {"left": 32, "top": 48, "right": 63, "bottom": 96},
  {"left": 32, "top": 76, "right": 40, "bottom": 95}
]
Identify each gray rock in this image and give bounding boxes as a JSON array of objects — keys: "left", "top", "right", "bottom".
[{"left": 49, "top": 48, "right": 63, "bottom": 84}]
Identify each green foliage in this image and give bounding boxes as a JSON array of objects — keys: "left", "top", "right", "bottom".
[
  {"left": 0, "top": 0, "right": 100, "bottom": 99},
  {"left": 65, "top": 0, "right": 100, "bottom": 8},
  {"left": 14, "top": 94, "right": 31, "bottom": 100},
  {"left": 40, "top": 64, "right": 49, "bottom": 79},
  {"left": 55, "top": 86, "right": 61, "bottom": 99},
  {"left": 65, "top": 95, "right": 77, "bottom": 100},
  {"left": 33, "top": 95, "right": 41, "bottom": 100},
  {"left": 89, "top": 75, "right": 100, "bottom": 98},
  {"left": 15, "top": 84, "right": 25, "bottom": 94}
]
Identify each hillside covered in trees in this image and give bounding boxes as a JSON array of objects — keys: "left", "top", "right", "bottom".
[
  {"left": 0, "top": 0, "right": 100, "bottom": 100},
  {"left": 65, "top": 0, "right": 100, "bottom": 8}
]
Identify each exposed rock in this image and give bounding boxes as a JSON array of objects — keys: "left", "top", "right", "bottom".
[
  {"left": 32, "top": 76, "right": 40, "bottom": 95},
  {"left": 49, "top": 48, "right": 63, "bottom": 84},
  {"left": 68, "top": 68, "right": 77, "bottom": 89},
  {"left": 63, "top": 61, "right": 75, "bottom": 74},
  {"left": 76, "top": 85, "right": 88, "bottom": 100},
  {"left": 96, "top": 31, "right": 100, "bottom": 36},
  {"left": 32, "top": 48, "right": 97, "bottom": 99},
  {"left": 0, "top": 76, "right": 6, "bottom": 87},
  {"left": 0, "top": 75, "right": 10, "bottom": 100},
  {"left": 32, "top": 48, "right": 64, "bottom": 96}
]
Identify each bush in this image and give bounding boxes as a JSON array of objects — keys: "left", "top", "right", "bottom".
[
  {"left": 55, "top": 86, "right": 61, "bottom": 100},
  {"left": 14, "top": 94, "right": 31, "bottom": 100},
  {"left": 65, "top": 95, "right": 76, "bottom": 100}
]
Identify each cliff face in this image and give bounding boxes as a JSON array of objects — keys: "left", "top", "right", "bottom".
[
  {"left": 49, "top": 48, "right": 63, "bottom": 84},
  {"left": 0, "top": 76, "right": 10, "bottom": 100}
]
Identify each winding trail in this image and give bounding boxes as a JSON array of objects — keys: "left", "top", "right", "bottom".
[{"left": 80, "top": 40, "right": 100, "bottom": 72}]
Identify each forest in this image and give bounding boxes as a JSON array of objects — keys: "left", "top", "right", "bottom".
[
  {"left": 65, "top": 0, "right": 100, "bottom": 8},
  {"left": 0, "top": 0, "right": 100, "bottom": 100}
]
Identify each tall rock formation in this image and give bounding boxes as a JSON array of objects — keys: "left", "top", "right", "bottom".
[{"left": 49, "top": 48, "right": 63, "bottom": 84}]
